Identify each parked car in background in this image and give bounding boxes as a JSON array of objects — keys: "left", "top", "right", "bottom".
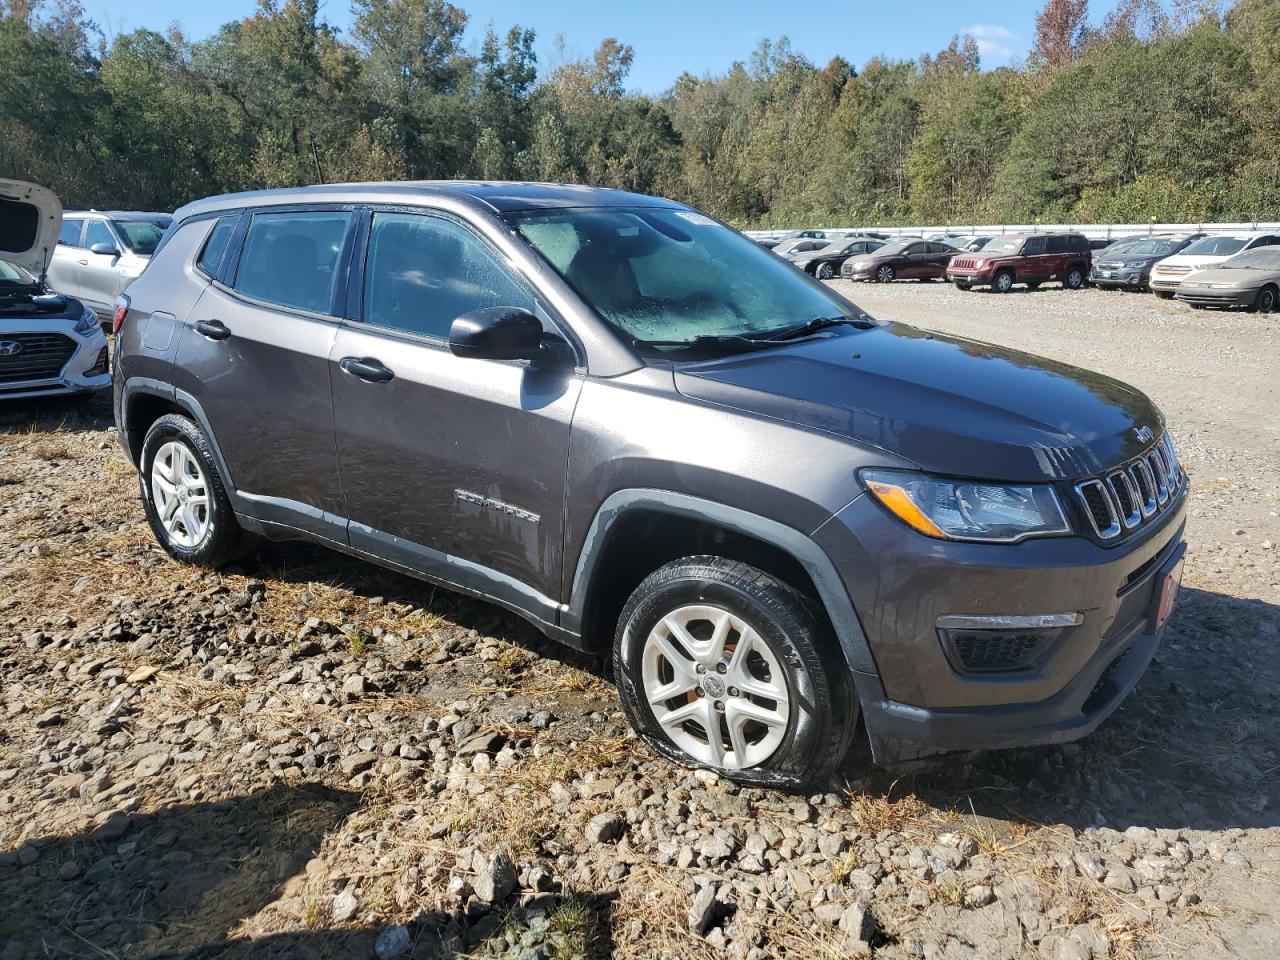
[
  {"left": 947, "top": 232, "right": 1092, "bottom": 293},
  {"left": 1091, "top": 234, "right": 1205, "bottom": 291},
  {"left": 774, "top": 237, "right": 828, "bottom": 258},
  {"left": 841, "top": 239, "right": 956, "bottom": 282},
  {"left": 1149, "top": 232, "right": 1279, "bottom": 299},
  {"left": 951, "top": 236, "right": 995, "bottom": 252},
  {"left": 1174, "top": 247, "right": 1280, "bottom": 312},
  {"left": 0, "top": 179, "right": 111, "bottom": 400},
  {"left": 47, "top": 209, "right": 173, "bottom": 322},
  {"left": 757, "top": 229, "right": 826, "bottom": 250},
  {"left": 114, "top": 181, "right": 1186, "bottom": 784},
  {"left": 791, "top": 236, "right": 885, "bottom": 279}
]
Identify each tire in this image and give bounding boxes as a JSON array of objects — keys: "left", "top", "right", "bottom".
[
  {"left": 993, "top": 270, "right": 1014, "bottom": 293},
  {"left": 139, "top": 413, "right": 242, "bottom": 567},
  {"left": 1252, "top": 285, "right": 1278, "bottom": 314},
  {"left": 1063, "top": 266, "right": 1085, "bottom": 290},
  {"left": 1155, "top": 291, "right": 1174, "bottom": 300},
  {"left": 875, "top": 264, "right": 895, "bottom": 283},
  {"left": 815, "top": 261, "right": 834, "bottom": 280},
  {"left": 613, "top": 556, "right": 856, "bottom": 788}
]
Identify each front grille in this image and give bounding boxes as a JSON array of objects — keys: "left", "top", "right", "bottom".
[
  {"left": 0, "top": 333, "right": 76, "bottom": 384},
  {"left": 1155, "top": 264, "right": 1191, "bottom": 275},
  {"left": 950, "top": 631, "right": 1054, "bottom": 673},
  {"left": 1074, "top": 434, "right": 1182, "bottom": 542},
  {"left": 1096, "top": 260, "right": 1124, "bottom": 270},
  {"left": 950, "top": 257, "right": 978, "bottom": 270}
]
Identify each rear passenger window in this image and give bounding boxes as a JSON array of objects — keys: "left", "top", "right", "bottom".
[
  {"left": 362, "top": 212, "right": 534, "bottom": 340},
  {"left": 196, "top": 217, "right": 237, "bottom": 278},
  {"left": 59, "top": 219, "right": 83, "bottom": 247},
  {"left": 1046, "top": 236, "right": 1069, "bottom": 254},
  {"left": 234, "top": 211, "right": 352, "bottom": 314}
]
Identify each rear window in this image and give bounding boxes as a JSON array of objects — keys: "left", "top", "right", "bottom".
[
  {"left": 233, "top": 211, "right": 352, "bottom": 314},
  {"left": 196, "top": 217, "right": 238, "bottom": 278}
]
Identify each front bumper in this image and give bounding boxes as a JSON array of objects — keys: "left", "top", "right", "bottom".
[
  {"left": 1175, "top": 287, "right": 1255, "bottom": 308},
  {"left": 815, "top": 481, "right": 1188, "bottom": 763},
  {"left": 1149, "top": 275, "right": 1187, "bottom": 293},
  {"left": 1091, "top": 267, "right": 1149, "bottom": 288},
  {"left": 0, "top": 319, "right": 110, "bottom": 401},
  {"left": 841, "top": 268, "right": 876, "bottom": 281},
  {"left": 946, "top": 269, "right": 994, "bottom": 286}
]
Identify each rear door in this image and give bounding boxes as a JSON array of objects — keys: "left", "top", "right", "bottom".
[
  {"left": 46, "top": 217, "right": 84, "bottom": 299},
  {"left": 925, "top": 242, "right": 954, "bottom": 276},
  {"left": 173, "top": 207, "right": 353, "bottom": 539},
  {"left": 330, "top": 208, "right": 581, "bottom": 621}
]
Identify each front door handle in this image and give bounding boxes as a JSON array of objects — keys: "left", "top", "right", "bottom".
[
  {"left": 195, "top": 319, "right": 231, "bottom": 341},
  {"left": 340, "top": 357, "right": 395, "bottom": 383}
]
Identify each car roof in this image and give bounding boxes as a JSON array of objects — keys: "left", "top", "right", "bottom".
[
  {"left": 172, "top": 181, "right": 687, "bottom": 223},
  {"left": 62, "top": 210, "right": 172, "bottom": 220}
]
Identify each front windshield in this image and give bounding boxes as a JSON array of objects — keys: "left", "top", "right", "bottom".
[
  {"left": 0, "top": 259, "right": 36, "bottom": 286},
  {"left": 982, "top": 237, "right": 1024, "bottom": 255},
  {"left": 1219, "top": 248, "right": 1280, "bottom": 269},
  {"left": 508, "top": 207, "right": 870, "bottom": 354},
  {"left": 1182, "top": 236, "right": 1248, "bottom": 257},
  {"left": 113, "top": 218, "right": 172, "bottom": 255},
  {"left": 1118, "top": 238, "right": 1181, "bottom": 256}
]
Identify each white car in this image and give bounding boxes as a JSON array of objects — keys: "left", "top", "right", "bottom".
[
  {"left": 46, "top": 209, "right": 172, "bottom": 321},
  {"left": 0, "top": 178, "right": 111, "bottom": 401},
  {"left": 1149, "top": 231, "right": 1280, "bottom": 298}
]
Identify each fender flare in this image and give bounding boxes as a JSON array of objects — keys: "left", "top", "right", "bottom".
[{"left": 564, "top": 489, "right": 885, "bottom": 698}]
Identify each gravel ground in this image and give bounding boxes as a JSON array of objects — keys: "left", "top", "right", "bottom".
[{"left": 0, "top": 283, "right": 1277, "bottom": 960}]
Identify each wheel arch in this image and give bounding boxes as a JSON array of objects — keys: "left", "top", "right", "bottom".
[
  {"left": 120, "top": 378, "right": 241, "bottom": 502},
  {"left": 565, "top": 490, "right": 883, "bottom": 692}
]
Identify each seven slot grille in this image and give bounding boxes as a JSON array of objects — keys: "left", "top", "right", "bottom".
[
  {"left": 1074, "top": 434, "right": 1182, "bottom": 540},
  {"left": 0, "top": 333, "right": 76, "bottom": 384}
]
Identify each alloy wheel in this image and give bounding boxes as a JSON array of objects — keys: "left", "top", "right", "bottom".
[
  {"left": 641, "top": 604, "right": 790, "bottom": 771},
  {"left": 876, "top": 265, "right": 894, "bottom": 283},
  {"left": 150, "top": 440, "right": 211, "bottom": 549}
]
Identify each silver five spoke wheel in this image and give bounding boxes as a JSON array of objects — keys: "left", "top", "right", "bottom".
[
  {"left": 641, "top": 604, "right": 790, "bottom": 771},
  {"left": 150, "top": 441, "right": 210, "bottom": 549}
]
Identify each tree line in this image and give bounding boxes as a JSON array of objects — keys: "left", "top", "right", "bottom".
[{"left": 2, "top": 0, "right": 1279, "bottom": 227}]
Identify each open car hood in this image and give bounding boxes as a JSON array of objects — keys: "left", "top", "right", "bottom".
[{"left": 0, "top": 178, "right": 62, "bottom": 278}]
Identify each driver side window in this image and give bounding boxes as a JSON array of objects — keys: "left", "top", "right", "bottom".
[{"left": 362, "top": 213, "right": 535, "bottom": 340}]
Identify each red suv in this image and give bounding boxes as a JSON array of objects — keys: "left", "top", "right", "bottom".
[{"left": 947, "top": 232, "right": 1092, "bottom": 293}]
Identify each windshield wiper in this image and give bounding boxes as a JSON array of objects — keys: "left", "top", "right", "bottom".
[{"left": 759, "top": 315, "right": 875, "bottom": 341}]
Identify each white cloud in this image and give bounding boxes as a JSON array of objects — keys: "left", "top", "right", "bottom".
[{"left": 963, "top": 24, "right": 1020, "bottom": 62}]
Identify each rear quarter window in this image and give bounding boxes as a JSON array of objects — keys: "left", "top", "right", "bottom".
[{"left": 196, "top": 217, "right": 238, "bottom": 279}]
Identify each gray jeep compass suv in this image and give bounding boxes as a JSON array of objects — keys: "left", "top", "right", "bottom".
[{"left": 113, "top": 182, "right": 1188, "bottom": 786}]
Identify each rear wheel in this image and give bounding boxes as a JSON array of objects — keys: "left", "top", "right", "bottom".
[
  {"left": 993, "top": 270, "right": 1014, "bottom": 293},
  {"left": 140, "top": 414, "right": 242, "bottom": 567},
  {"left": 613, "top": 557, "right": 855, "bottom": 788},
  {"left": 815, "top": 261, "right": 834, "bottom": 280},
  {"left": 1252, "top": 285, "right": 1277, "bottom": 314},
  {"left": 875, "top": 264, "right": 896, "bottom": 283}
]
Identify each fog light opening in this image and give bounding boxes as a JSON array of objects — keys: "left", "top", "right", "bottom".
[{"left": 936, "top": 613, "right": 1082, "bottom": 675}]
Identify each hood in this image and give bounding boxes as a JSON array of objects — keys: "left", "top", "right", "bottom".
[
  {"left": 1181, "top": 264, "right": 1278, "bottom": 286},
  {"left": 0, "top": 178, "right": 62, "bottom": 279},
  {"left": 673, "top": 324, "right": 1163, "bottom": 483},
  {"left": 1155, "top": 252, "right": 1234, "bottom": 270}
]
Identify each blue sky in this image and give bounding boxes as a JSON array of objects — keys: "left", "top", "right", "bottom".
[{"left": 81, "top": 0, "right": 1119, "bottom": 93}]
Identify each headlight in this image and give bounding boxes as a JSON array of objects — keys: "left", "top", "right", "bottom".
[
  {"left": 861, "top": 468, "right": 1071, "bottom": 543},
  {"left": 973, "top": 259, "right": 986, "bottom": 269},
  {"left": 73, "top": 304, "right": 100, "bottom": 335}
]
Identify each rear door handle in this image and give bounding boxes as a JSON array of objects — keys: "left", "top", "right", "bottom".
[
  {"left": 195, "top": 319, "right": 231, "bottom": 341},
  {"left": 340, "top": 357, "right": 395, "bottom": 383}
]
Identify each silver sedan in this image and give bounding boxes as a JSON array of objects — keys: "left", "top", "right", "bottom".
[{"left": 1175, "top": 247, "right": 1280, "bottom": 312}]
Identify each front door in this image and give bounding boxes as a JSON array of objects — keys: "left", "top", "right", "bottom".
[
  {"left": 1022, "top": 235, "right": 1049, "bottom": 280},
  {"left": 79, "top": 220, "right": 123, "bottom": 313},
  {"left": 331, "top": 210, "right": 581, "bottom": 625}
]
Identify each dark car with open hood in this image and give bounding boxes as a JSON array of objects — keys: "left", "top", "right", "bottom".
[{"left": 113, "top": 183, "right": 1187, "bottom": 786}]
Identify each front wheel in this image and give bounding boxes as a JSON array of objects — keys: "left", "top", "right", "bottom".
[
  {"left": 993, "top": 270, "right": 1014, "bottom": 293},
  {"left": 613, "top": 557, "right": 855, "bottom": 788},
  {"left": 1063, "top": 267, "right": 1085, "bottom": 290},
  {"left": 875, "top": 264, "right": 896, "bottom": 283},
  {"left": 814, "top": 261, "right": 834, "bottom": 280},
  {"left": 1155, "top": 290, "right": 1174, "bottom": 300},
  {"left": 139, "top": 414, "right": 243, "bottom": 567},
  {"left": 1252, "top": 285, "right": 1277, "bottom": 314}
]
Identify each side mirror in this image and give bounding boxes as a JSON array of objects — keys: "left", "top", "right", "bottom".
[
  {"left": 89, "top": 242, "right": 120, "bottom": 257},
  {"left": 449, "top": 306, "right": 556, "bottom": 363}
]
